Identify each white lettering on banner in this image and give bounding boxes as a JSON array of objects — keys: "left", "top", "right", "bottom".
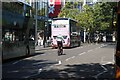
[
  {"left": 49, "top": 5, "right": 54, "bottom": 14},
  {"left": 48, "top": 0, "right": 55, "bottom": 14}
]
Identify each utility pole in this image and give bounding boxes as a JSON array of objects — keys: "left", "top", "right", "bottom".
[
  {"left": 46, "top": 0, "right": 49, "bottom": 40},
  {"left": 43, "top": 0, "right": 49, "bottom": 47},
  {"left": 35, "top": 0, "right": 38, "bottom": 46}
]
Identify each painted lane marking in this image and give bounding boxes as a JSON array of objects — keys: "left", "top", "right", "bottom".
[
  {"left": 38, "top": 68, "right": 42, "bottom": 73},
  {"left": 13, "top": 55, "right": 35, "bottom": 64},
  {"left": 93, "top": 64, "right": 108, "bottom": 79},
  {"left": 93, "top": 61, "right": 114, "bottom": 79},
  {"left": 55, "top": 60, "right": 62, "bottom": 65},
  {"left": 94, "top": 70, "right": 107, "bottom": 79},
  {"left": 65, "top": 56, "right": 75, "bottom": 61},
  {"left": 87, "top": 49, "right": 93, "bottom": 52},
  {"left": 13, "top": 56, "right": 35, "bottom": 64},
  {"left": 71, "top": 56, "right": 75, "bottom": 59},
  {"left": 25, "top": 57, "right": 33, "bottom": 60},
  {"left": 50, "top": 65, "right": 53, "bottom": 68},
  {"left": 24, "top": 68, "right": 43, "bottom": 78},
  {"left": 102, "top": 62, "right": 114, "bottom": 66},
  {"left": 13, "top": 50, "right": 53, "bottom": 65},
  {"left": 12, "top": 59, "right": 23, "bottom": 64},
  {"left": 78, "top": 52, "right": 86, "bottom": 56},
  {"left": 80, "top": 47, "right": 83, "bottom": 48},
  {"left": 94, "top": 55, "right": 114, "bottom": 79},
  {"left": 65, "top": 57, "right": 72, "bottom": 61}
]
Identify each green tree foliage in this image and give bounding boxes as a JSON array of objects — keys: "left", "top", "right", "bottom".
[
  {"left": 58, "top": 2, "right": 80, "bottom": 19},
  {"left": 93, "top": 2, "right": 117, "bottom": 31},
  {"left": 58, "top": 2, "right": 117, "bottom": 32},
  {"left": 76, "top": 5, "right": 94, "bottom": 32}
]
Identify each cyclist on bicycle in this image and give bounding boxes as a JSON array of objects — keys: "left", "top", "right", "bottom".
[{"left": 56, "top": 34, "right": 64, "bottom": 55}]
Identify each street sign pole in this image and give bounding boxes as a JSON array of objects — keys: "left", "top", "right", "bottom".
[{"left": 35, "top": 1, "right": 38, "bottom": 46}]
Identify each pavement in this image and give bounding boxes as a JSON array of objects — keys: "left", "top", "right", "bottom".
[
  {"left": 35, "top": 43, "right": 90, "bottom": 51},
  {"left": 35, "top": 45, "right": 52, "bottom": 51},
  {"left": 35, "top": 42, "right": 115, "bottom": 51},
  {"left": 35, "top": 43, "right": 96, "bottom": 51}
]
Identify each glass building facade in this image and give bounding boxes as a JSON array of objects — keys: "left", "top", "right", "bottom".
[
  {"left": 25, "top": 0, "right": 49, "bottom": 45},
  {"left": 30, "top": 0, "right": 48, "bottom": 31}
]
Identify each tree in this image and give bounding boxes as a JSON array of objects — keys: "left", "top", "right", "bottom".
[
  {"left": 58, "top": 2, "right": 117, "bottom": 32},
  {"left": 58, "top": 2, "right": 94, "bottom": 32},
  {"left": 93, "top": 2, "right": 117, "bottom": 31},
  {"left": 76, "top": 5, "right": 94, "bottom": 32},
  {"left": 58, "top": 2, "right": 80, "bottom": 19}
]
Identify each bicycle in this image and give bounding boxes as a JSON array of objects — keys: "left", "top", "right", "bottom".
[
  {"left": 58, "top": 44, "right": 63, "bottom": 56},
  {"left": 57, "top": 41, "right": 64, "bottom": 56}
]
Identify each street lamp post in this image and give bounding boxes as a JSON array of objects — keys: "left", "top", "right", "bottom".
[
  {"left": 84, "top": 27, "right": 86, "bottom": 43},
  {"left": 35, "top": 1, "right": 38, "bottom": 46},
  {"left": 42, "top": 0, "right": 49, "bottom": 47}
]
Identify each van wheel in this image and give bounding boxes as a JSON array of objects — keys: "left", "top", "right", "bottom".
[{"left": 78, "top": 41, "right": 81, "bottom": 46}]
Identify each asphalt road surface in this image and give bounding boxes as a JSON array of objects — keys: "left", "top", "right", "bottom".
[{"left": 2, "top": 42, "right": 115, "bottom": 80}]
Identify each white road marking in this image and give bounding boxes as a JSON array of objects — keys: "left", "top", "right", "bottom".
[
  {"left": 38, "top": 68, "right": 42, "bottom": 73},
  {"left": 55, "top": 60, "right": 62, "bottom": 65},
  {"left": 24, "top": 68, "right": 43, "bottom": 78},
  {"left": 80, "top": 47, "right": 83, "bottom": 48},
  {"left": 13, "top": 56, "right": 34, "bottom": 64},
  {"left": 13, "top": 51, "right": 50, "bottom": 65},
  {"left": 12, "top": 59, "right": 23, "bottom": 64},
  {"left": 78, "top": 52, "right": 86, "bottom": 56},
  {"left": 65, "top": 56, "right": 75, "bottom": 61},
  {"left": 25, "top": 57, "right": 33, "bottom": 60},
  {"left": 65, "top": 48, "right": 95, "bottom": 61},
  {"left": 94, "top": 64, "right": 108, "bottom": 79},
  {"left": 94, "top": 70, "right": 107, "bottom": 79},
  {"left": 50, "top": 65, "right": 53, "bottom": 68},
  {"left": 65, "top": 57, "right": 72, "bottom": 61},
  {"left": 87, "top": 49, "right": 93, "bottom": 52},
  {"left": 71, "top": 56, "right": 75, "bottom": 59},
  {"left": 101, "top": 64, "right": 107, "bottom": 71},
  {"left": 102, "top": 62, "right": 114, "bottom": 66},
  {"left": 94, "top": 55, "right": 113, "bottom": 79}
]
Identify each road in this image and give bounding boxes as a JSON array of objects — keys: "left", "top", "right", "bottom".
[{"left": 2, "top": 43, "right": 115, "bottom": 79}]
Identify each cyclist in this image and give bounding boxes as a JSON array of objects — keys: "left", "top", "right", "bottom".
[{"left": 56, "top": 34, "right": 64, "bottom": 55}]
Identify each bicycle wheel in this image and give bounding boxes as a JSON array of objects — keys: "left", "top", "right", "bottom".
[
  {"left": 60, "top": 49, "right": 63, "bottom": 55},
  {"left": 58, "top": 49, "right": 61, "bottom": 56}
]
